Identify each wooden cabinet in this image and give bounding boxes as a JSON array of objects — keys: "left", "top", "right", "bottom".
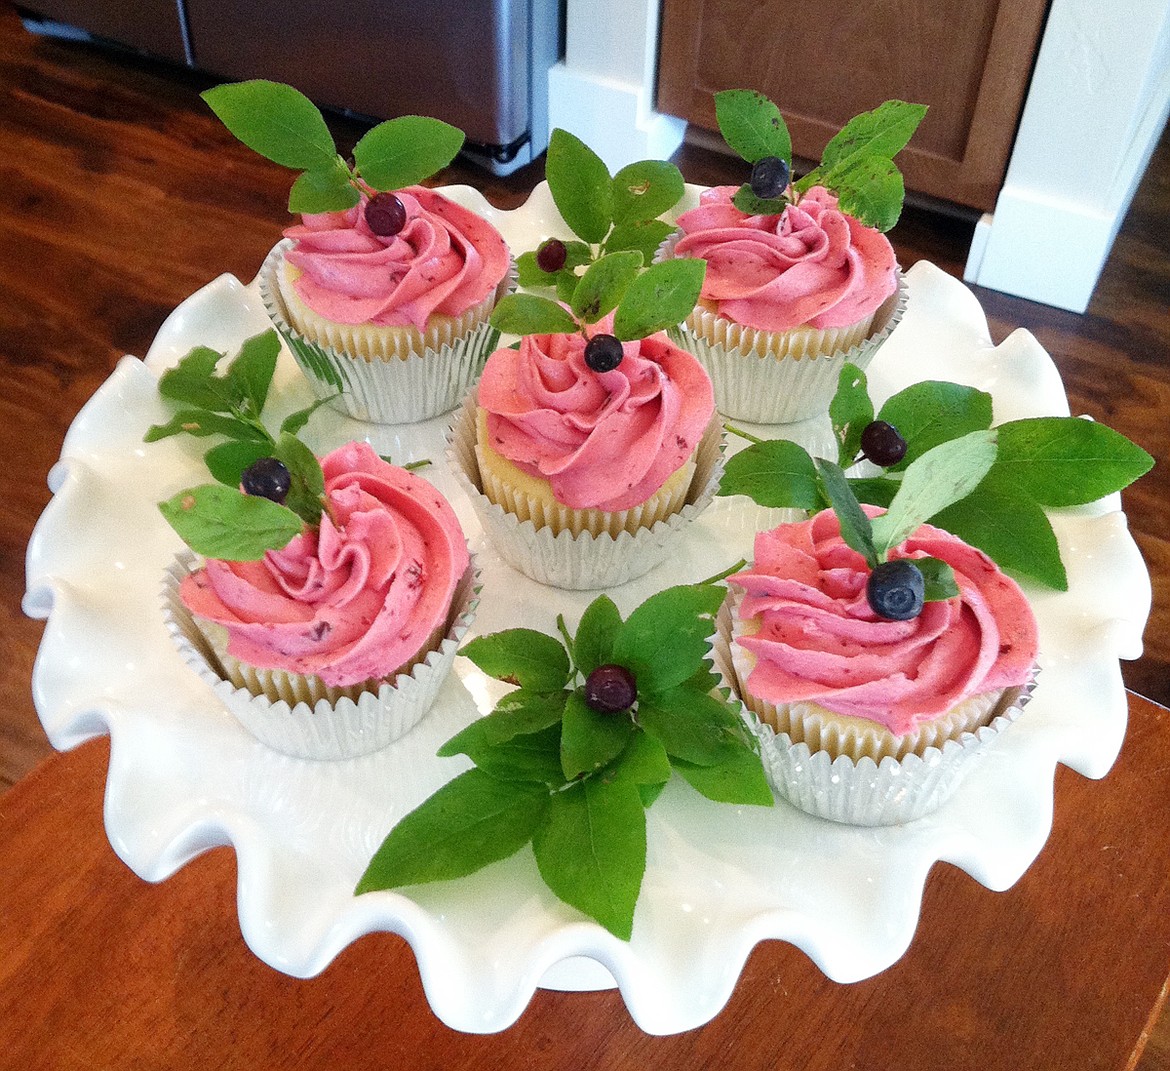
[{"left": 656, "top": 0, "right": 1050, "bottom": 212}]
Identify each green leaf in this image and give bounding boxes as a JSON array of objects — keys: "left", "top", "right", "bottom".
[
  {"left": 604, "top": 219, "right": 675, "bottom": 263},
  {"left": 713, "top": 89, "right": 792, "bottom": 165},
  {"left": 612, "top": 583, "right": 725, "bottom": 695},
  {"left": 817, "top": 100, "right": 928, "bottom": 178},
  {"left": 272, "top": 430, "right": 326, "bottom": 527},
  {"left": 610, "top": 160, "right": 685, "bottom": 224},
  {"left": 226, "top": 329, "right": 281, "bottom": 417},
  {"left": 531, "top": 774, "right": 646, "bottom": 940},
  {"left": 143, "top": 408, "right": 268, "bottom": 444},
  {"left": 673, "top": 747, "right": 774, "bottom": 807},
  {"left": 439, "top": 689, "right": 568, "bottom": 758},
  {"left": 156, "top": 345, "right": 242, "bottom": 413},
  {"left": 288, "top": 160, "right": 360, "bottom": 214},
  {"left": 489, "top": 293, "right": 578, "bottom": 337},
  {"left": 355, "top": 769, "right": 548, "bottom": 893},
  {"left": 202, "top": 80, "right": 338, "bottom": 172},
  {"left": 833, "top": 158, "right": 905, "bottom": 232},
  {"left": 458, "top": 724, "right": 566, "bottom": 786},
  {"left": 280, "top": 393, "right": 339, "bottom": 437},
  {"left": 572, "top": 595, "right": 623, "bottom": 676},
  {"left": 815, "top": 458, "right": 878, "bottom": 567},
  {"left": 916, "top": 556, "right": 960, "bottom": 602},
  {"left": 352, "top": 115, "right": 465, "bottom": 191},
  {"left": 609, "top": 730, "right": 672, "bottom": 789},
  {"left": 871, "top": 430, "right": 998, "bottom": 555},
  {"left": 460, "top": 628, "right": 572, "bottom": 691},
  {"left": 204, "top": 439, "right": 273, "bottom": 487},
  {"left": 560, "top": 689, "right": 636, "bottom": 781},
  {"left": 932, "top": 478, "right": 1068, "bottom": 590},
  {"left": 158, "top": 483, "right": 304, "bottom": 560},
  {"left": 516, "top": 250, "right": 559, "bottom": 289},
  {"left": 993, "top": 417, "right": 1155, "bottom": 506},
  {"left": 637, "top": 686, "right": 747, "bottom": 766},
  {"left": 877, "top": 380, "right": 994, "bottom": 469},
  {"left": 612, "top": 258, "right": 705, "bottom": 341},
  {"left": 556, "top": 269, "right": 581, "bottom": 304},
  {"left": 571, "top": 251, "right": 643, "bottom": 323},
  {"left": 718, "top": 439, "right": 821, "bottom": 509},
  {"left": 846, "top": 476, "right": 899, "bottom": 509},
  {"left": 830, "top": 362, "right": 875, "bottom": 467},
  {"left": 546, "top": 128, "right": 612, "bottom": 244},
  {"left": 730, "top": 184, "right": 789, "bottom": 217}
]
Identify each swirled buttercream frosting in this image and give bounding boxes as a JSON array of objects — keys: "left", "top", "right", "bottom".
[
  {"left": 476, "top": 319, "right": 715, "bottom": 512},
  {"left": 728, "top": 508, "right": 1037, "bottom": 736},
  {"left": 673, "top": 185, "right": 897, "bottom": 332},
  {"left": 180, "top": 442, "right": 470, "bottom": 688},
  {"left": 282, "top": 186, "right": 510, "bottom": 331}
]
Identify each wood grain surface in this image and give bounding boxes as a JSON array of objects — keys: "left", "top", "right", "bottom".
[
  {"left": 3, "top": 695, "right": 1169, "bottom": 1070},
  {"left": 1, "top": 6, "right": 1168, "bottom": 1066}
]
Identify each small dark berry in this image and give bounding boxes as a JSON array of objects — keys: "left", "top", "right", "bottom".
[
  {"left": 584, "top": 333, "right": 623, "bottom": 373},
  {"left": 536, "top": 238, "right": 567, "bottom": 274},
  {"left": 867, "top": 559, "right": 925, "bottom": 621},
  {"left": 749, "top": 155, "right": 790, "bottom": 200},
  {"left": 859, "top": 420, "right": 908, "bottom": 467},
  {"left": 241, "top": 457, "right": 292, "bottom": 504},
  {"left": 364, "top": 192, "right": 407, "bottom": 237},
  {"left": 584, "top": 664, "right": 638, "bottom": 714}
]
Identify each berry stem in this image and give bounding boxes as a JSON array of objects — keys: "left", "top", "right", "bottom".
[
  {"left": 724, "top": 422, "right": 765, "bottom": 446},
  {"left": 697, "top": 559, "right": 748, "bottom": 586}
]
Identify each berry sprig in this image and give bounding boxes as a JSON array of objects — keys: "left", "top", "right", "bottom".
[
  {"left": 356, "top": 580, "right": 772, "bottom": 940},
  {"left": 202, "top": 79, "right": 464, "bottom": 220},
  {"left": 146, "top": 328, "right": 335, "bottom": 561},
  {"left": 713, "top": 91, "right": 927, "bottom": 232},
  {"left": 490, "top": 241, "right": 706, "bottom": 369},
  {"left": 720, "top": 363, "right": 1155, "bottom": 594},
  {"left": 517, "top": 128, "right": 688, "bottom": 298}
]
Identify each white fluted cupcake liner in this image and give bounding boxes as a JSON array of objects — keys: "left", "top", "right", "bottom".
[
  {"left": 712, "top": 600, "right": 1037, "bottom": 826},
  {"left": 259, "top": 239, "right": 515, "bottom": 424},
  {"left": 657, "top": 232, "right": 907, "bottom": 424},
  {"left": 447, "top": 394, "right": 725, "bottom": 590},
  {"left": 162, "top": 552, "right": 479, "bottom": 761}
]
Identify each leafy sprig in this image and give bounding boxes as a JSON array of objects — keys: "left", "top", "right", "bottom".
[
  {"left": 356, "top": 582, "right": 772, "bottom": 940},
  {"left": 516, "top": 129, "right": 687, "bottom": 299},
  {"left": 713, "top": 91, "right": 927, "bottom": 232},
  {"left": 146, "top": 329, "right": 334, "bottom": 560},
  {"left": 721, "top": 363, "right": 1155, "bottom": 590},
  {"left": 202, "top": 80, "right": 464, "bottom": 214}
]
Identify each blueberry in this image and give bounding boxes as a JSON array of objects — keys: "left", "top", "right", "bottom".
[
  {"left": 584, "top": 664, "right": 638, "bottom": 714},
  {"left": 866, "top": 559, "right": 925, "bottom": 621},
  {"left": 860, "top": 420, "right": 907, "bottom": 467},
  {"left": 749, "top": 156, "right": 790, "bottom": 200},
  {"left": 536, "top": 238, "right": 567, "bottom": 274},
  {"left": 364, "top": 192, "right": 406, "bottom": 237},
  {"left": 584, "top": 333, "right": 623, "bottom": 373},
  {"left": 241, "top": 457, "right": 292, "bottom": 504}
]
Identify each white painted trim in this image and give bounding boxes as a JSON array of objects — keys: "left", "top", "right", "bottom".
[{"left": 964, "top": 0, "right": 1170, "bottom": 311}]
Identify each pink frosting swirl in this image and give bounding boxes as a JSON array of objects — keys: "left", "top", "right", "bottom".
[
  {"left": 673, "top": 185, "right": 897, "bottom": 332},
  {"left": 180, "top": 443, "right": 470, "bottom": 688},
  {"left": 477, "top": 318, "right": 714, "bottom": 512},
  {"left": 729, "top": 509, "right": 1037, "bottom": 735},
  {"left": 282, "top": 186, "right": 510, "bottom": 331}
]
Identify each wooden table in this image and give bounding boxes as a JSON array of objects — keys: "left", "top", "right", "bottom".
[{"left": 3, "top": 693, "right": 1169, "bottom": 1071}]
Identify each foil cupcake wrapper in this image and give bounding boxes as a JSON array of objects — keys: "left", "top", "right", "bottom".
[
  {"left": 657, "top": 232, "right": 908, "bottom": 424},
  {"left": 259, "top": 239, "right": 516, "bottom": 425},
  {"left": 447, "top": 394, "right": 725, "bottom": 590},
  {"left": 162, "top": 552, "right": 480, "bottom": 761},
  {"left": 712, "top": 600, "right": 1037, "bottom": 826}
]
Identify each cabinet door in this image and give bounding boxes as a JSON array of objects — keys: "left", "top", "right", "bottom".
[{"left": 657, "top": 0, "right": 1049, "bottom": 212}]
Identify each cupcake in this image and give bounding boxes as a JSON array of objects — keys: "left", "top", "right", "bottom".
[
  {"left": 261, "top": 185, "right": 513, "bottom": 424},
  {"left": 163, "top": 442, "right": 476, "bottom": 760},
  {"left": 719, "top": 508, "right": 1038, "bottom": 824},
  {"left": 662, "top": 184, "right": 905, "bottom": 424},
  {"left": 449, "top": 317, "right": 722, "bottom": 589}
]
